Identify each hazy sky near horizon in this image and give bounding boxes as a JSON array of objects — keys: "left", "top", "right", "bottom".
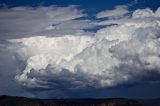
[{"left": 0, "top": 0, "right": 160, "bottom": 98}]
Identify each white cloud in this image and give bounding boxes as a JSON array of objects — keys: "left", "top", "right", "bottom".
[
  {"left": 132, "top": 8, "right": 155, "bottom": 18},
  {"left": 1, "top": 5, "right": 160, "bottom": 97},
  {"left": 5, "top": 7, "right": 160, "bottom": 91},
  {"left": 155, "top": 7, "right": 160, "bottom": 17},
  {"left": 96, "top": 5, "right": 129, "bottom": 19}
]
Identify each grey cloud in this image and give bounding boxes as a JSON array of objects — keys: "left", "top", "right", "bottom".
[{"left": 0, "top": 5, "right": 94, "bottom": 40}]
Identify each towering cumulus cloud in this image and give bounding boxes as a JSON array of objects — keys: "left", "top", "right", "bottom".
[
  {"left": 1, "top": 5, "right": 160, "bottom": 97},
  {"left": 7, "top": 7, "right": 160, "bottom": 90}
]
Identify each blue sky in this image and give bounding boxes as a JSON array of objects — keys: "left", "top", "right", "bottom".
[
  {"left": 1, "top": 0, "right": 160, "bottom": 12},
  {"left": 0, "top": 0, "right": 160, "bottom": 99}
]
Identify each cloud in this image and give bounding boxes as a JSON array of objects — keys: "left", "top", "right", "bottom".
[
  {"left": 0, "top": 5, "right": 95, "bottom": 40},
  {"left": 96, "top": 5, "right": 129, "bottom": 19},
  {"left": 132, "top": 8, "right": 155, "bottom": 18},
  {"left": 6, "top": 7, "right": 160, "bottom": 91},
  {"left": 1, "top": 5, "right": 160, "bottom": 98},
  {"left": 0, "top": 5, "right": 95, "bottom": 97}
]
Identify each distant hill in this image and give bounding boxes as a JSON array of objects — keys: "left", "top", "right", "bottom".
[
  {"left": 140, "top": 98, "right": 160, "bottom": 106},
  {"left": 0, "top": 95, "right": 160, "bottom": 106}
]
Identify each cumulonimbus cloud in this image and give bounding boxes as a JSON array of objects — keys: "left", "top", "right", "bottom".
[
  {"left": 0, "top": 5, "right": 160, "bottom": 98},
  {"left": 6, "top": 7, "right": 160, "bottom": 91}
]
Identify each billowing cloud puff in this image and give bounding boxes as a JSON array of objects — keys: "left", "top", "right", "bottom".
[{"left": 5, "top": 7, "right": 160, "bottom": 92}]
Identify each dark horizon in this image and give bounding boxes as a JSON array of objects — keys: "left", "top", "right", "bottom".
[{"left": 1, "top": 95, "right": 160, "bottom": 106}]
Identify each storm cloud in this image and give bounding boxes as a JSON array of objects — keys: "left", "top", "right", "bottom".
[{"left": 0, "top": 5, "right": 160, "bottom": 98}]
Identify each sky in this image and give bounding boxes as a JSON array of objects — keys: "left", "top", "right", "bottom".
[{"left": 0, "top": 0, "right": 160, "bottom": 99}]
